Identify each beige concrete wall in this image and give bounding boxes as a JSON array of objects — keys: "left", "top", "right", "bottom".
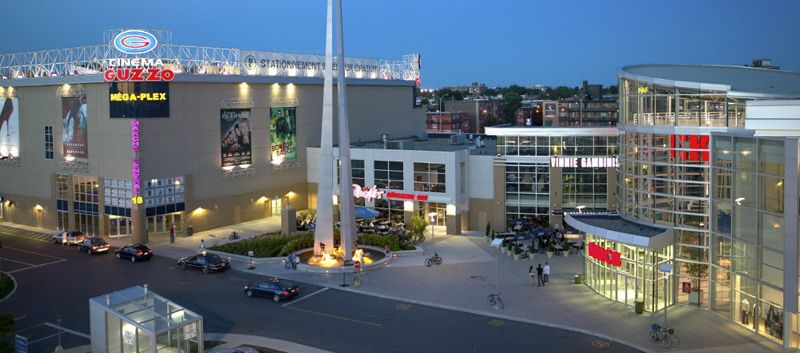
[
  {"left": 549, "top": 167, "right": 563, "bottom": 227},
  {"left": 468, "top": 197, "right": 500, "bottom": 234},
  {"left": 607, "top": 167, "right": 618, "bottom": 210},
  {"left": 492, "top": 164, "right": 507, "bottom": 232},
  {"left": 0, "top": 80, "right": 423, "bottom": 232}
]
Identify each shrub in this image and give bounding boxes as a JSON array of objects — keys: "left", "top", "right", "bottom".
[
  {"left": 0, "top": 274, "right": 13, "bottom": 300},
  {"left": 358, "top": 233, "right": 400, "bottom": 251},
  {"left": 210, "top": 232, "right": 312, "bottom": 258},
  {"left": 410, "top": 215, "right": 427, "bottom": 243},
  {"left": 279, "top": 233, "right": 314, "bottom": 256}
]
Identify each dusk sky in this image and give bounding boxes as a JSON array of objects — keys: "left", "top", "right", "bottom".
[{"left": 2, "top": 0, "right": 798, "bottom": 89}]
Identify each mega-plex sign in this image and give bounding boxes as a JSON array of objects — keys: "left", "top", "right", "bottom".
[{"left": 587, "top": 242, "right": 621, "bottom": 267}]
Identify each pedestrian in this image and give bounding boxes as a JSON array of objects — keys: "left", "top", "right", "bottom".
[
  {"left": 292, "top": 254, "right": 300, "bottom": 270},
  {"left": 543, "top": 262, "right": 550, "bottom": 285},
  {"left": 169, "top": 223, "right": 175, "bottom": 243},
  {"left": 536, "top": 264, "right": 544, "bottom": 287},
  {"left": 199, "top": 239, "right": 206, "bottom": 253},
  {"left": 528, "top": 265, "right": 535, "bottom": 285}
]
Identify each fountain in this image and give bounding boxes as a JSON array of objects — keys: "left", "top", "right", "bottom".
[{"left": 298, "top": 0, "right": 391, "bottom": 273}]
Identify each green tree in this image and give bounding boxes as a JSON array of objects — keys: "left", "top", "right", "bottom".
[
  {"left": 410, "top": 215, "right": 428, "bottom": 243},
  {"left": 502, "top": 91, "right": 522, "bottom": 124},
  {"left": 483, "top": 88, "right": 498, "bottom": 97},
  {"left": 435, "top": 88, "right": 464, "bottom": 101},
  {"left": 0, "top": 313, "right": 15, "bottom": 353}
]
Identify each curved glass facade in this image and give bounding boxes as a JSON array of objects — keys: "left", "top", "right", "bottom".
[{"left": 619, "top": 77, "right": 746, "bottom": 128}]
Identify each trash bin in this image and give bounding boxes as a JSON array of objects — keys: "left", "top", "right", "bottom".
[
  {"left": 574, "top": 273, "right": 582, "bottom": 284},
  {"left": 635, "top": 300, "right": 644, "bottom": 314},
  {"left": 186, "top": 225, "right": 194, "bottom": 236}
]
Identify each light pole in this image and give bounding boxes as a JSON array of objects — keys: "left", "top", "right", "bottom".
[
  {"left": 437, "top": 93, "right": 451, "bottom": 133},
  {"left": 438, "top": 93, "right": 451, "bottom": 113}
]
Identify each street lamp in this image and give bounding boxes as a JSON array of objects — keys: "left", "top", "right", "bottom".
[{"left": 438, "top": 93, "right": 451, "bottom": 113}]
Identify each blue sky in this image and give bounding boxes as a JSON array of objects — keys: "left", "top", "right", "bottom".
[{"left": 2, "top": 0, "right": 798, "bottom": 88}]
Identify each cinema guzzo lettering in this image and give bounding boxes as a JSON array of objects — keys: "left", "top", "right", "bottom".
[
  {"left": 550, "top": 157, "right": 619, "bottom": 168},
  {"left": 103, "top": 59, "right": 175, "bottom": 82}
]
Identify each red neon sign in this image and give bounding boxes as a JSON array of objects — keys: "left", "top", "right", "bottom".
[
  {"left": 385, "top": 191, "right": 428, "bottom": 201},
  {"left": 104, "top": 68, "right": 175, "bottom": 82},
  {"left": 669, "top": 135, "right": 709, "bottom": 162},
  {"left": 588, "top": 242, "right": 621, "bottom": 267}
]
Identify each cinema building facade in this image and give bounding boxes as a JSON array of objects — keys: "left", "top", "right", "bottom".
[
  {"left": 0, "top": 29, "right": 423, "bottom": 241},
  {"left": 568, "top": 64, "right": 800, "bottom": 348}
]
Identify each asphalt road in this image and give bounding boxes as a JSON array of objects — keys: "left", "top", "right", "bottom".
[{"left": 0, "top": 232, "right": 641, "bottom": 353}]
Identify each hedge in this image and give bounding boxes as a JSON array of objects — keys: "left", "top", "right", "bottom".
[
  {"left": 211, "top": 231, "right": 413, "bottom": 257},
  {"left": 0, "top": 273, "right": 13, "bottom": 300}
]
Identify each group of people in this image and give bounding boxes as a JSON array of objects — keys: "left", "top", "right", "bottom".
[
  {"left": 528, "top": 262, "right": 551, "bottom": 287},
  {"left": 286, "top": 253, "right": 301, "bottom": 270}
]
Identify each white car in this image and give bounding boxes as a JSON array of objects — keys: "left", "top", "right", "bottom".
[{"left": 52, "top": 231, "right": 86, "bottom": 245}]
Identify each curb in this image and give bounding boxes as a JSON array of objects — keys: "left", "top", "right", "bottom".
[
  {"left": 323, "top": 285, "right": 655, "bottom": 353},
  {"left": 0, "top": 272, "right": 18, "bottom": 303}
]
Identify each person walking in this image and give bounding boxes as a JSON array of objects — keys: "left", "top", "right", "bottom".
[
  {"left": 536, "top": 264, "right": 544, "bottom": 287},
  {"left": 292, "top": 254, "right": 300, "bottom": 270},
  {"left": 198, "top": 239, "right": 206, "bottom": 253},
  {"left": 169, "top": 223, "right": 175, "bottom": 244},
  {"left": 543, "top": 262, "right": 551, "bottom": 285},
  {"left": 528, "top": 265, "right": 535, "bottom": 285}
]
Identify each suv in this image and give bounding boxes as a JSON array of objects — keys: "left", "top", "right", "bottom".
[
  {"left": 52, "top": 231, "right": 86, "bottom": 246},
  {"left": 77, "top": 237, "right": 110, "bottom": 254}
]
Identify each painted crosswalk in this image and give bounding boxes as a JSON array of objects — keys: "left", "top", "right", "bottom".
[{"left": 0, "top": 224, "right": 52, "bottom": 242}]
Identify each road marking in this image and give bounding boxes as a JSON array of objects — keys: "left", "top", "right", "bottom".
[
  {"left": 16, "top": 322, "right": 44, "bottom": 333},
  {"left": 8, "top": 259, "right": 67, "bottom": 274},
  {"left": 283, "top": 287, "right": 328, "bottom": 307},
  {"left": 28, "top": 332, "right": 60, "bottom": 344},
  {"left": 2, "top": 258, "right": 36, "bottom": 267},
  {"left": 285, "top": 306, "right": 382, "bottom": 327},
  {"left": 4, "top": 245, "right": 66, "bottom": 260},
  {"left": 44, "top": 322, "right": 90, "bottom": 339},
  {"left": 0, "top": 232, "right": 48, "bottom": 243}
]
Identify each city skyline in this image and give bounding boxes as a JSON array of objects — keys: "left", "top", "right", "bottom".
[{"left": 1, "top": 0, "right": 798, "bottom": 88}]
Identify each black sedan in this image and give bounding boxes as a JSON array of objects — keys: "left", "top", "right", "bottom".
[
  {"left": 177, "top": 252, "right": 230, "bottom": 274},
  {"left": 115, "top": 244, "right": 153, "bottom": 262},
  {"left": 244, "top": 278, "right": 300, "bottom": 302},
  {"left": 77, "top": 237, "right": 110, "bottom": 254}
]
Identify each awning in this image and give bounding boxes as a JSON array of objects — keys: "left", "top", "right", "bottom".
[{"left": 565, "top": 214, "right": 674, "bottom": 250}]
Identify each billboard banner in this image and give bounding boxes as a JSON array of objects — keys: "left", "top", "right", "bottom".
[
  {"left": 241, "top": 50, "right": 384, "bottom": 79},
  {"left": 0, "top": 97, "right": 19, "bottom": 158},
  {"left": 220, "top": 109, "right": 252, "bottom": 167},
  {"left": 62, "top": 96, "right": 88, "bottom": 159},
  {"left": 109, "top": 82, "right": 170, "bottom": 118},
  {"left": 270, "top": 107, "right": 297, "bottom": 164}
]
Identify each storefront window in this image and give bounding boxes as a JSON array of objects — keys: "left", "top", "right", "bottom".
[
  {"left": 414, "top": 163, "right": 446, "bottom": 193},
  {"left": 374, "top": 160, "right": 403, "bottom": 190}
]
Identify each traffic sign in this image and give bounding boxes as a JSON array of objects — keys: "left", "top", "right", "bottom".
[
  {"left": 15, "top": 335, "right": 27, "bottom": 353},
  {"left": 354, "top": 261, "right": 361, "bottom": 270}
]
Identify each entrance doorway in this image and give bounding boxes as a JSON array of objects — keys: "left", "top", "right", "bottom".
[
  {"left": 147, "top": 212, "right": 183, "bottom": 234},
  {"left": 108, "top": 217, "right": 131, "bottom": 238}
]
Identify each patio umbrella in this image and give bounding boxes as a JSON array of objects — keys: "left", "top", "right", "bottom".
[{"left": 354, "top": 206, "right": 379, "bottom": 219}]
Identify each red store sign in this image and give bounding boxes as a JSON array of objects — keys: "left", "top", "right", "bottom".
[
  {"left": 588, "top": 242, "right": 621, "bottom": 267},
  {"left": 385, "top": 191, "right": 428, "bottom": 201}
]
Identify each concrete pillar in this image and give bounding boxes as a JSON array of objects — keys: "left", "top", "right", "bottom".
[
  {"left": 549, "top": 167, "right": 562, "bottom": 227},
  {"left": 66, "top": 174, "right": 75, "bottom": 230},
  {"left": 131, "top": 203, "right": 146, "bottom": 244},
  {"left": 281, "top": 201, "right": 296, "bottom": 236},
  {"left": 335, "top": 0, "right": 356, "bottom": 259},
  {"left": 782, "top": 138, "right": 799, "bottom": 348},
  {"left": 607, "top": 166, "right": 617, "bottom": 210},
  {"left": 492, "top": 162, "right": 507, "bottom": 232},
  {"left": 313, "top": 0, "right": 335, "bottom": 256},
  {"left": 445, "top": 211, "right": 462, "bottom": 235}
]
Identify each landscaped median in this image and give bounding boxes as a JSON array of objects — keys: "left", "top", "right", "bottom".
[
  {"left": 209, "top": 231, "right": 417, "bottom": 258},
  {"left": 0, "top": 272, "right": 16, "bottom": 302}
]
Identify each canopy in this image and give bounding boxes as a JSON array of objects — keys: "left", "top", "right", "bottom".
[{"left": 354, "top": 206, "right": 379, "bottom": 219}]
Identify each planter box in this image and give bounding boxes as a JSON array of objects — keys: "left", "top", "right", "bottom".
[
  {"left": 562, "top": 251, "right": 569, "bottom": 258},
  {"left": 546, "top": 251, "right": 554, "bottom": 259},
  {"left": 513, "top": 253, "right": 521, "bottom": 261}
]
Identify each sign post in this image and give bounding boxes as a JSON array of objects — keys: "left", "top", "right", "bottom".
[{"left": 659, "top": 263, "right": 673, "bottom": 327}]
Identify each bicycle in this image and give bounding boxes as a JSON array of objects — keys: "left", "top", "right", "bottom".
[
  {"left": 487, "top": 292, "right": 504, "bottom": 310},
  {"left": 424, "top": 253, "right": 442, "bottom": 267},
  {"left": 649, "top": 323, "right": 679, "bottom": 349}
]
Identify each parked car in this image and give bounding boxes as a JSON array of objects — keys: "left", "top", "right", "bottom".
[
  {"left": 51, "top": 231, "right": 86, "bottom": 245},
  {"left": 77, "top": 236, "right": 110, "bottom": 254},
  {"left": 115, "top": 244, "right": 153, "bottom": 262},
  {"left": 244, "top": 278, "right": 300, "bottom": 302},
  {"left": 177, "top": 252, "right": 230, "bottom": 274}
]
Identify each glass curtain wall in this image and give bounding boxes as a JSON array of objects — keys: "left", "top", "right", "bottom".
[
  {"left": 505, "top": 163, "right": 549, "bottom": 227},
  {"left": 619, "top": 130, "right": 711, "bottom": 307},
  {"left": 711, "top": 136, "right": 788, "bottom": 345},
  {"left": 619, "top": 78, "right": 744, "bottom": 128}
]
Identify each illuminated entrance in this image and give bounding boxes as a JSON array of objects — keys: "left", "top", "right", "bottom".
[{"left": 566, "top": 213, "right": 675, "bottom": 312}]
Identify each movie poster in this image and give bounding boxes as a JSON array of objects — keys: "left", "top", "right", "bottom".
[
  {"left": 0, "top": 97, "right": 19, "bottom": 158},
  {"left": 62, "top": 96, "right": 88, "bottom": 159},
  {"left": 270, "top": 107, "right": 297, "bottom": 164},
  {"left": 220, "top": 108, "right": 252, "bottom": 167}
]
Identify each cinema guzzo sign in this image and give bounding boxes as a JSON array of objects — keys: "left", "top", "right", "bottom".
[
  {"left": 550, "top": 157, "right": 619, "bottom": 168},
  {"left": 102, "top": 30, "right": 175, "bottom": 82}
]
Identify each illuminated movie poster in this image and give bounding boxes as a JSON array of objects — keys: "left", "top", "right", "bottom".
[
  {"left": 270, "top": 107, "right": 297, "bottom": 164},
  {"left": 62, "top": 96, "right": 88, "bottom": 159},
  {"left": 0, "top": 97, "right": 19, "bottom": 158},
  {"left": 220, "top": 109, "right": 252, "bottom": 167}
]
